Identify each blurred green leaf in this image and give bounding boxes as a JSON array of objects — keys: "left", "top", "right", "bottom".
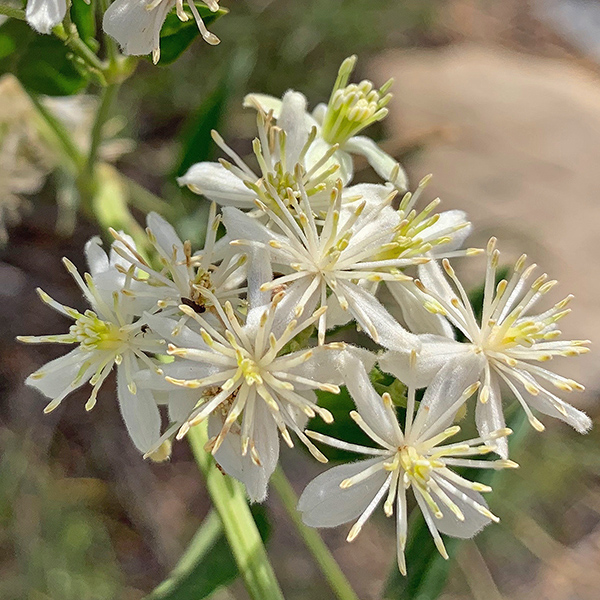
[
  {"left": 0, "top": 20, "right": 89, "bottom": 95},
  {"left": 157, "top": 4, "right": 228, "bottom": 66},
  {"left": 309, "top": 387, "right": 377, "bottom": 462},
  {"left": 148, "top": 505, "right": 271, "bottom": 600}
]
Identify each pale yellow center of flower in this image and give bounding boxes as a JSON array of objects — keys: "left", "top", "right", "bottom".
[
  {"left": 69, "top": 310, "right": 126, "bottom": 351},
  {"left": 236, "top": 352, "right": 263, "bottom": 386},
  {"left": 396, "top": 445, "right": 441, "bottom": 487}
]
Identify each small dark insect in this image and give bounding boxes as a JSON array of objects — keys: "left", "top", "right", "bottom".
[
  {"left": 181, "top": 297, "right": 206, "bottom": 313},
  {"left": 140, "top": 324, "right": 149, "bottom": 334}
]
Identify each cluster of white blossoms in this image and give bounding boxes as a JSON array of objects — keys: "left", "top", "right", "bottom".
[
  {"left": 20, "top": 58, "right": 592, "bottom": 573},
  {"left": 25, "top": 0, "right": 221, "bottom": 64}
]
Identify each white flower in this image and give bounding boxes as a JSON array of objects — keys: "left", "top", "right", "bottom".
[
  {"left": 380, "top": 240, "right": 592, "bottom": 457},
  {"left": 379, "top": 174, "right": 478, "bottom": 336},
  {"left": 103, "top": 0, "right": 220, "bottom": 64},
  {"left": 25, "top": 0, "right": 66, "bottom": 34},
  {"left": 298, "top": 356, "right": 516, "bottom": 574},
  {"left": 252, "top": 56, "right": 409, "bottom": 191},
  {"left": 18, "top": 236, "right": 166, "bottom": 454},
  {"left": 109, "top": 204, "right": 246, "bottom": 320},
  {"left": 136, "top": 251, "right": 368, "bottom": 500},
  {"left": 178, "top": 90, "right": 348, "bottom": 213},
  {"left": 223, "top": 181, "right": 422, "bottom": 348}
]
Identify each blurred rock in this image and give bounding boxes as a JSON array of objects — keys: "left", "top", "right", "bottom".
[{"left": 372, "top": 43, "right": 600, "bottom": 404}]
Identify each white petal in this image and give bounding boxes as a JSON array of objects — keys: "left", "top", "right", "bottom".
[
  {"left": 270, "top": 277, "right": 319, "bottom": 338},
  {"left": 341, "top": 182, "right": 396, "bottom": 217},
  {"left": 85, "top": 236, "right": 110, "bottom": 277},
  {"left": 379, "top": 334, "right": 469, "bottom": 389},
  {"left": 103, "top": 0, "right": 172, "bottom": 57},
  {"left": 415, "top": 351, "right": 485, "bottom": 439},
  {"left": 246, "top": 246, "right": 272, "bottom": 315},
  {"left": 512, "top": 370, "right": 592, "bottom": 434},
  {"left": 168, "top": 389, "right": 202, "bottom": 423},
  {"left": 177, "top": 162, "right": 255, "bottom": 207},
  {"left": 298, "top": 458, "right": 388, "bottom": 527},
  {"left": 337, "top": 280, "right": 419, "bottom": 352},
  {"left": 25, "top": 348, "right": 96, "bottom": 399},
  {"left": 283, "top": 345, "right": 371, "bottom": 389},
  {"left": 143, "top": 313, "right": 210, "bottom": 349},
  {"left": 418, "top": 260, "right": 458, "bottom": 304},
  {"left": 117, "top": 360, "right": 162, "bottom": 453},
  {"left": 344, "top": 357, "right": 399, "bottom": 444},
  {"left": 386, "top": 280, "right": 454, "bottom": 338},
  {"left": 147, "top": 212, "right": 182, "bottom": 257},
  {"left": 311, "top": 102, "right": 327, "bottom": 125},
  {"left": 475, "top": 376, "right": 508, "bottom": 458},
  {"left": 333, "top": 149, "right": 354, "bottom": 186},
  {"left": 343, "top": 136, "right": 409, "bottom": 191},
  {"left": 427, "top": 210, "right": 472, "bottom": 254},
  {"left": 222, "top": 207, "right": 285, "bottom": 251},
  {"left": 243, "top": 93, "right": 283, "bottom": 117},
  {"left": 416, "top": 481, "right": 492, "bottom": 539},
  {"left": 108, "top": 231, "right": 134, "bottom": 267},
  {"left": 209, "top": 398, "right": 280, "bottom": 502},
  {"left": 26, "top": 0, "right": 66, "bottom": 34},
  {"left": 278, "top": 90, "right": 311, "bottom": 166}
]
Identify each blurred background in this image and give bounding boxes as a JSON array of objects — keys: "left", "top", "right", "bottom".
[{"left": 2, "top": 0, "right": 600, "bottom": 598}]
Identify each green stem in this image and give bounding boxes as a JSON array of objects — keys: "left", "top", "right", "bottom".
[
  {"left": 28, "top": 93, "right": 85, "bottom": 170},
  {"left": 52, "top": 23, "right": 107, "bottom": 82},
  {"left": 84, "top": 83, "right": 120, "bottom": 178},
  {"left": 0, "top": 3, "right": 25, "bottom": 19},
  {"left": 188, "top": 423, "right": 285, "bottom": 600},
  {"left": 147, "top": 509, "right": 223, "bottom": 600},
  {"left": 271, "top": 466, "right": 360, "bottom": 600}
]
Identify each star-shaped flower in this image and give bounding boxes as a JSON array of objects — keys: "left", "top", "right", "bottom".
[
  {"left": 380, "top": 240, "right": 592, "bottom": 457},
  {"left": 18, "top": 236, "right": 165, "bottom": 454},
  {"left": 298, "top": 355, "right": 516, "bottom": 574}
]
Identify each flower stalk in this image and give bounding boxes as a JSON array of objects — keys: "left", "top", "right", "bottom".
[{"left": 187, "top": 422, "right": 286, "bottom": 600}]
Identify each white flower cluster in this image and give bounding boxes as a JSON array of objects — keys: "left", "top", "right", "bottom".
[
  {"left": 25, "top": 0, "right": 221, "bottom": 64},
  {"left": 19, "top": 58, "right": 592, "bottom": 573}
]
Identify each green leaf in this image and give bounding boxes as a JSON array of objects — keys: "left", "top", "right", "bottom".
[
  {"left": 309, "top": 387, "right": 377, "bottom": 462},
  {"left": 0, "top": 20, "right": 89, "bottom": 96},
  {"left": 147, "top": 506, "right": 271, "bottom": 600},
  {"left": 157, "top": 4, "right": 228, "bottom": 66}
]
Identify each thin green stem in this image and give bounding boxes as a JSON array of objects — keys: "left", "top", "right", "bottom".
[
  {"left": 147, "top": 509, "right": 223, "bottom": 600},
  {"left": 84, "top": 83, "right": 120, "bottom": 178},
  {"left": 28, "top": 93, "right": 85, "bottom": 170},
  {"left": 53, "top": 23, "right": 107, "bottom": 82},
  {"left": 188, "top": 423, "right": 286, "bottom": 600},
  {"left": 0, "top": 3, "right": 25, "bottom": 19},
  {"left": 271, "top": 466, "right": 360, "bottom": 600}
]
